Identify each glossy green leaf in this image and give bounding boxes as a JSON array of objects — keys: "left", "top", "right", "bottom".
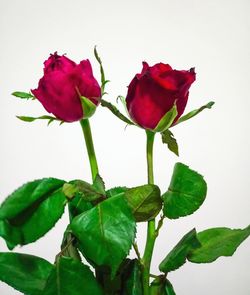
[
  {"left": 62, "top": 183, "right": 78, "bottom": 200},
  {"left": 0, "top": 178, "right": 66, "bottom": 248},
  {"left": 0, "top": 252, "right": 53, "bottom": 295},
  {"left": 149, "top": 276, "right": 165, "bottom": 295},
  {"left": 81, "top": 97, "right": 97, "bottom": 119},
  {"left": 106, "top": 186, "right": 128, "bottom": 198},
  {"left": 150, "top": 280, "right": 163, "bottom": 294},
  {"left": 101, "top": 99, "right": 135, "bottom": 125},
  {"left": 71, "top": 195, "right": 136, "bottom": 277},
  {"left": 188, "top": 225, "right": 250, "bottom": 263},
  {"left": 64, "top": 179, "right": 105, "bottom": 202},
  {"left": 175, "top": 101, "right": 215, "bottom": 125},
  {"left": 106, "top": 185, "right": 162, "bottom": 222},
  {"left": 150, "top": 277, "right": 176, "bottom": 295},
  {"left": 43, "top": 256, "right": 103, "bottom": 295},
  {"left": 154, "top": 105, "right": 178, "bottom": 132},
  {"left": 161, "top": 129, "right": 179, "bottom": 156},
  {"left": 12, "top": 91, "right": 34, "bottom": 99},
  {"left": 124, "top": 184, "right": 162, "bottom": 222},
  {"left": 159, "top": 228, "right": 201, "bottom": 273},
  {"left": 16, "top": 115, "right": 61, "bottom": 125},
  {"left": 163, "top": 163, "right": 207, "bottom": 219},
  {"left": 59, "top": 228, "right": 82, "bottom": 261},
  {"left": 122, "top": 259, "right": 143, "bottom": 295},
  {"left": 165, "top": 280, "right": 176, "bottom": 295},
  {"left": 68, "top": 194, "right": 93, "bottom": 219},
  {"left": 94, "top": 259, "right": 134, "bottom": 294}
]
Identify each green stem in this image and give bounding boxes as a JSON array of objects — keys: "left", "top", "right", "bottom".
[
  {"left": 142, "top": 130, "right": 156, "bottom": 295},
  {"left": 80, "top": 118, "right": 105, "bottom": 286},
  {"left": 80, "top": 119, "right": 99, "bottom": 181}
]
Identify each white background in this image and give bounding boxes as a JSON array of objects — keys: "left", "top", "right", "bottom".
[{"left": 0, "top": 0, "right": 249, "bottom": 294}]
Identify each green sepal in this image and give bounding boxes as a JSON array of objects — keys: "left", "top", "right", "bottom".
[
  {"left": 0, "top": 252, "right": 53, "bottom": 295},
  {"left": 71, "top": 195, "right": 136, "bottom": 278},
  {"left": 174, "top": 101, "right": 215, "bottom": 125},
  {"left": 161, "top": 129, "right": 179, "bottom": 156},
  {"left": 16, "top": 115, "right": 63, "bottom": 125},
  {"left": 163, "top": 163, "right": 207, "bottom": 219},
  {"left": 0, "top": 178, "right": 66, "bottom": 248},
  {"left": 81, "top": 96, "right": 97, "bottom": 119},
  {"left": 188, "top": 225, "right": 250, "bottom": 263},
  {"left": 94, "top": 46, "right": 109, "bottom": 95},
  {"left": 101, "top": 99, "right": 135, "bottom": 125},
  {"left": 159, "top": 228, "right": 201, "bottom": 273},
  {"left": 43, "top": 256, "right": 103, "bottom": 295},
  {"left": 153, "top": 104, "right": 178, "bottom": 132},
  {"left": 12, "top": 91, "right": 34, "bottom": 99}
]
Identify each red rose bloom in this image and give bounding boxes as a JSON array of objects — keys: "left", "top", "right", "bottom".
[
  {"left": 32, "top": 53, "right": 101, "bottom": 122},
  {"left": 126, "top": 62, "right": 196, "bottom": 130}
]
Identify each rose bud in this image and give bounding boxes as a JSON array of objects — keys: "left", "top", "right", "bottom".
[
  {"left": 32, "top": 52, "right": 101, "bottom": 122},
  {"left": 126, "top": 62, "right": 196, "bottom": 131}
]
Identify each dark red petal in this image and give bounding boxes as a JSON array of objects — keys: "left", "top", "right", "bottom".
[
  {"left": 31, "top": 71, "right": 83, "bottom": 122},
  {"left": 149, "top": 63, "right": 173, "bottom": 76},
  {"left": 127, "top": 76, "right": 176, "bottom": 129},
  {"left": 43, "top": 53, "right": 76, "bottom": 74},
  {"left": 74, "top": 59, "right": 101, "bottom": 105},
  {"left": 126, "top": 62, "right": 196, "bottom": 130}
]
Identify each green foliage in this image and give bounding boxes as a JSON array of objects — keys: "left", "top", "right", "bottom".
[
  {"left": 12, "top": 91, "right": 34, "bottom": 99},
  {"left": 105, "top": 185, "right": 162, "bottom": 222},
  {"left": 150, "top": 277, "right": 176, "bottom": 295},
  {"left": 59, "top": 228, "right": 82, "bottom": 261},
  {"left": 93, "top": 174, "right": 106, "bottom": 195},
  {"left": 159, "top": 229, "right": 201, "bottom": 273},
  {"left": 163, "top": 163, "right": 207, "bottom": 219},
  {"left": 188, "top": 225, "right": 250, "bottom": 263},
  {"left": 93, "top": 259, "right": 142, "bottom": 295},
  {"left": 64, "top": 179, "right": 106, "bottom": 202},
  {"left": 0, "top": 178, "right": 66, "bottom": 248},
  {"left": 175, "top": 101, "right": 215, "bottom": 125},
  {"left": 81, "top": 97, "right": 97, "bottom": 119},
  {"left": 43, "top": 256, "right": 103, "bottom": 295},
  {"left": 68, "top": 195, "right": 93, "bottom": 219},
  {"left": 101, "top": 99, "right": 135, "bottom": 125},
  {"left": 161, "top": 129, "right": 179, "bottom": 156},
  {"left": 16, "top": 115, "right": 62, "bottom": 125},
  {"left": 122, "top": 259, "right": 143, "bottom": 295},
  {"left": 165, "top": 280, "right": 176, "bottom": 295},
  {"left": 0, "top": 252, "right": 53, "bottom": 295},
  {"left": 153, "top": 105, "right": 177, "bottom": 132},
  {"left": 106, "top": 186, "right": 128, "bottom": 198},
  {"left": 71, "top": 195, "right": 136, "bottom": 277},
  {"left": 124, "top": 184, "right": 162, "bottom": 222}
]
